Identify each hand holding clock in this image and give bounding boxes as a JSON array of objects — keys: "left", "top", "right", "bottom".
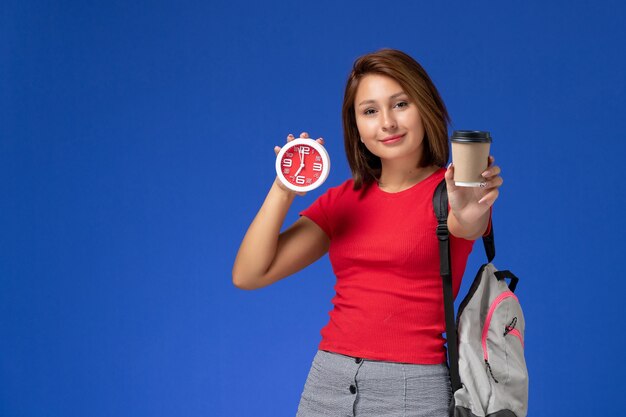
[{"left": 274, "top": 132, "right": 329, "bottom": 195}]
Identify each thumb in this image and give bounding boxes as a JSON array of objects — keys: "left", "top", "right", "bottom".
[
  {"left": 445, "top": 163, "right": 458, "bottom": 192},
  {"left": 274, "top": 146, "right": 281, "bottom": 156}
]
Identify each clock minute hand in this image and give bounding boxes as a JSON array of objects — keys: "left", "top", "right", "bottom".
[{"left": 294, "top": 147, "right": 305, "bottom": 177}]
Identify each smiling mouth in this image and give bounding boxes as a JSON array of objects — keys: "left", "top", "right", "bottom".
[{"left": 380, "top": 134, "right": 405, "bottom": 144}]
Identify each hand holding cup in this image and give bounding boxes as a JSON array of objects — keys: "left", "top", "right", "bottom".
[{"left": 445, "top": 131, "right": 503, "bottom": 232}]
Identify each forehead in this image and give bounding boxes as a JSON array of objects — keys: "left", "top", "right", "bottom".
[{"left": 354, "top": 74, "right": 406, "bottom": 103}]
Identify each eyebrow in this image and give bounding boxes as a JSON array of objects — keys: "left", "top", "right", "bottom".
[{"left": 357, "top": 92, "right": 408, "bottom": 107}]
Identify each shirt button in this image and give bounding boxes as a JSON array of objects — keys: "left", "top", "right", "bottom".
[
  {"left": 354, "top": 358, "right": 362, "bottom": 364},
  {"left": 349, "top": 385, "right": 357, "bottom": 394}
]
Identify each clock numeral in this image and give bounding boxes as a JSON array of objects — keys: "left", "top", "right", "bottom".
[
  {"left": 295, "top": 175, "right": 305, "bottom": 185},
  {"left": 283, "top": 158, "right": 292, "bottom": 167},
  {"left": 283, "top": 168, "right": 290, "bottom": 174},
  {"left": 297, "top": 146, "right": 310, "bottom": 155},
  {"left": 306, "top": 178, "right": 312, "bottom": 184},
  {"left": 315, "top": 156, "right": 321, "bottom": 161},
  {"left": 313, "top": 173, "right": 319, "bottom": 178},
  {"left": 286, "top": 152, "right": 294, "bottom": 158},
  {"left": 312, "top": 162, "right": 322, "bottom": 171}
]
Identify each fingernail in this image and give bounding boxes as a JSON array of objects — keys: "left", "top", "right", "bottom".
[
  {"left": 447, "top": 163, "right": 453, "bottom": 169},
  {"left": 482, "top": 170, "right": 490, "bottom": 177}
]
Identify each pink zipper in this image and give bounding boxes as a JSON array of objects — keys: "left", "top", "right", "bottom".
[{"left": 481, "top": 291, "right": 520, "bottom": 361}]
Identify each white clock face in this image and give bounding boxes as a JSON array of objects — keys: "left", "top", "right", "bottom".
[{"left": 275, "top": 138, "right": 330, "bottom": 192}]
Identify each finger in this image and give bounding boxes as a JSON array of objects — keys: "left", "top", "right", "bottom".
[
  {"left": 287, "top": 133, "right": 295, "bottom": 142},
  {"left": 444, "top": 163, "right": 459, "bottom": 192},
  {"left": 482, "top": 164, "right": 501, "bottom": 179},
  {"left": 479, "top": 176, "right": 504, "bottom": 190},
  {"left": 478, "top": 188, "right": 499, "bottom": 206},
  {"left": 316, "top": 137, "right": 324, "bottom": 145},
  {"left": 274, "top": 146, "right": 281, "bottom": 155},
  {"left": 300, "top": 132, "right": 309, "bottom": 138},
  {"left": 488, "top": 155, "right": 495, "bottom": 166},
  {"left": 445, "top": 163, "right": 454, "bottom": 180}
]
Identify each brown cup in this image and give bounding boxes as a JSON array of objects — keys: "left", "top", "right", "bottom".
[{"left": 450, "top": 131, "right": 492, "bottom": 187}]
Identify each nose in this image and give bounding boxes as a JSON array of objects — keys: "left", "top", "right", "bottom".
[{"left": 381, "top": 110, "right": 397, "bottom": 131}]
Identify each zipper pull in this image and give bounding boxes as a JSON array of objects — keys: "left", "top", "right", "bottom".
[
  {"left": 485, "top": 359, "right": 499, "bottom": 383},
  {"left": 504, "top": 316, "right": 518, "bottom": 336}
]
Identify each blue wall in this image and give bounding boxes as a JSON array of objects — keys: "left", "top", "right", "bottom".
[{"left": 2, "top": 0, "right": 625, "bottom": 415}]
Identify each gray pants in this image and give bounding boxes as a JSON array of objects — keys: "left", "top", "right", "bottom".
[{"left": 296, "top": 350, "right": 451, "bottom": 417}]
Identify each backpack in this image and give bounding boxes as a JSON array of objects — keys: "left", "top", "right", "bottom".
[{"left": 433, "top": 179, "right": 529, "bottom": 417}]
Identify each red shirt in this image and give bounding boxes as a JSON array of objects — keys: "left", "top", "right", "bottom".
[{"left": 301, "top": 168, "right": 475, "bottom": 364}]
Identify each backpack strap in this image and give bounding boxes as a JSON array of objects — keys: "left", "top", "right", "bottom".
[
  {"left": 482, "top": 218, "right": 496, "bottom": 263},
  {"left": 432, "top": 179, "right": 496, "bottom": 392},
  {"left": 494, "top": 270, "right": 519, "bottom": 293},
  {"left": 433, "top": 180, "right": 462, "bottom": 392}
]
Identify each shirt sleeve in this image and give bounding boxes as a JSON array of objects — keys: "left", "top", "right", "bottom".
[{"left": 300, "top": 189, "right": 334, "bottom": 238}]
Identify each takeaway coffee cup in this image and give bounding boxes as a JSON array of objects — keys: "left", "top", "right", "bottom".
[{"left": 450, "top": 130, "right": 492, "bottom": 187}]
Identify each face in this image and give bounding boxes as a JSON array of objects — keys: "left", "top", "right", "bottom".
[{"left": 354, "top": 74, "right": 425, "bottom": 165}]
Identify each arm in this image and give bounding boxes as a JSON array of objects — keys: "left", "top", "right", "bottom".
[
  {"left": 232, "top": 133, "right": 330, "bottom": 290},
  {"left": 445, "top": 156, "right": 502, "bottom": 240},
  {"left": 448, "top": 205, "right": 491, "bottom": 241},
  {"left": 232, "top": 181, "right": 329, "bottom": 290}
]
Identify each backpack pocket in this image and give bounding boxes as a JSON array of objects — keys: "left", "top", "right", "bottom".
[{"left": 481, "top": 291, "right": 525, "bottom": 385}]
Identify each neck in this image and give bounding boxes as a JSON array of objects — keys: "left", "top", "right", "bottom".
[{"left": 378, "top": 162, "right": 439, "bottom": 193}]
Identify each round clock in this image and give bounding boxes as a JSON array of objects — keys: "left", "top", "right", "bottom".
[{"left": 275, "top": 138, "right": 331, "bottom": 192}]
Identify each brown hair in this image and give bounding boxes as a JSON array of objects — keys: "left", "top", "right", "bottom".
[{"left": 342, "top": 49, "right": 450, "bottom": 189}]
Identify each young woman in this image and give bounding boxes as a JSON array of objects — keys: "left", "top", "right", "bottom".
[{"left": 232, "top": 49, "right": 503, "bottom": 417}]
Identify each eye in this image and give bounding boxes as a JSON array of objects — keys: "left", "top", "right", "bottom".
[
  {"left": 363, "top": 108, "right": 377, "bottom": 116},
  {"left": 394, "top": 101, "right": 409, "bottom": 109}
]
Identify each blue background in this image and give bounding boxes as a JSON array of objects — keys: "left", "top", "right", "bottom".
[{"left": 2, "top": 0, "right": 625, "bottom": 416}]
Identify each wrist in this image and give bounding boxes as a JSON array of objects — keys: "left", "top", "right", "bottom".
[
  {"left": 272, "top": 178, "right": 298, "bottom": 200},
  {"left": 449, "top": 209, "right": 490, "bottom": 240}
]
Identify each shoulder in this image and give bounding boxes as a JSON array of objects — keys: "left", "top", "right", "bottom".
[
  {"left": 301, "top": 178, "right": 356, "bottom": 238},
  {"left": 409, "top": 167, "right": 446, "bottom": 199},
  {"left": 431, "top": 167, "right": 446, "bottom": 182},
  {"left": 302, "top": 178, "right": 365, "bottom": 218},
  {"left": 317, "top": 178, "right": 358, "bottom": 201},
  {"left": 424, "top": 167, "right": 447, "bottom": 193}
]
